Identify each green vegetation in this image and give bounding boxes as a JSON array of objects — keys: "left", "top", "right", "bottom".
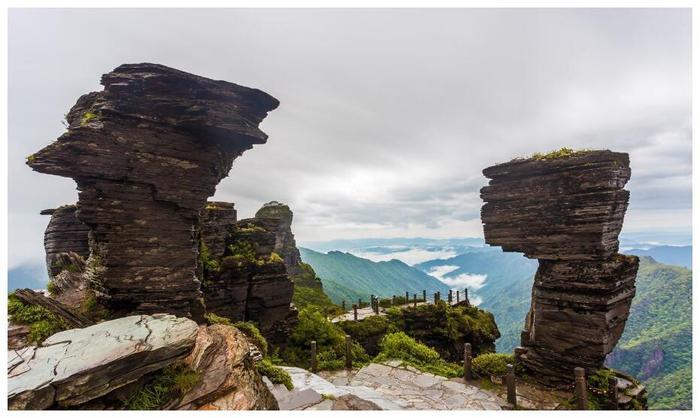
[
  {"left": 530, "top": 147, "right": 589, "bottom": 160},
  {"left": 80, "top": 291, "right": 110, "bottom": 322},
  {"left": 290, "top": 262, "right": 342, "bottom": 316},
  {"left": 338, "top": 315, "right": 397, "bottom": 356},
  {"left": 299, "top": 247, "right": 449, "bottom": 305},
  {"left": 256, "top": 358, "right": 293, "bottom": 390},
  {"left": 124, "top": 364, "right": 200, "bottom": 410},
  {"left": 26, "top": 154, "right": 36, "bottom": 163},
  {"left": 8, "top": 293, "right": 69, "bottom": 344},
  {"left": 46, "top": 281, "right": 59, "bottom": 296},
  {"left": 283, "top": 307, "right": 369, "bottom": 370},
  {"left": 80, "top": 111, "right": 99, "bottom": 126},
  {"left": 198, "top": 241, "right": 220, "bottom": 273},
  {"left": 223, "top": 240, "right": 258, "bottom": 267},
  {"left": 386, "top": 301, "right": 500, "bottom": 361},
  {"left": 374, "top": 332, "right": 462, "bottom": 378},
  {"left": 232, "top": 321, "right": 269, "bottom": 356},
  {"left": 606, "top": 257, "right": 692, "bottom": 409},
  {"left": 471, "top": 353, "right": 516, "bottom": 378}
]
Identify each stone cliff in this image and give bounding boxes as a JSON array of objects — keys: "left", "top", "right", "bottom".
[
  {"left": 255, "top": 201, "right": 303, "bottom": 275},
  {"left": 480, "top": 150, "right": 638, "bottom": 386},
  {"left": 27, "top": 63, "right": 279, "bottom": 320}
]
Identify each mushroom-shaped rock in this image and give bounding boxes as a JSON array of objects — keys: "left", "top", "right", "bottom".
[{"left": 27, "top": 63, "right": 279, "bottom": 319}]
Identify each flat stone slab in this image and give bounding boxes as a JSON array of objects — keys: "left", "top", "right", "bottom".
[
  {"left": 322, "top": 361, "right": 505, "bottom": 410},
  {"left": 8, "top": 314, "right": 198, "bottom": 410}
]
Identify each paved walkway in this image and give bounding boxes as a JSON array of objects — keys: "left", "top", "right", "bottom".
[{"left": 265, "top": 361, "right": 506, "bottom": 410}]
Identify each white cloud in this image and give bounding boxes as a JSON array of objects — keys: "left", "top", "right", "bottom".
[
  {"left": 352, "top": 248, "right": 459, "bottom": 266},
  {"left": 8, "top": 9, "right": 691, "bottom": 267}
]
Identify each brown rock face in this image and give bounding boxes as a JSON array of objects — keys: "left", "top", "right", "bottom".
[
  {"left": 171, "top": 324, "right": 278, "bottom": 410},
  {"left": 480, "top": 150, "right": 639, "bottom": 386},
  {"left": 255, "top": 201, "right": 303, "bottom": 275},
  {"left": 27, "top": 63, "right": 279, "bottom": 319},
  {"left": 41, "top": 205, "right": 90, "bottom": 279},
  {"left": 202, "top": 215, "right": 297, "bottom": 346}
]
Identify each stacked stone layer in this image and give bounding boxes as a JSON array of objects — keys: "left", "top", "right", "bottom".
[
  {"left": 480, "top": 150, "right": 638, "bottom": 386},
  {"left": 255, "top": 201, "right": 303, "bottom": 275},
  {"left": 203, "top": 216, "right": 297, "bottom": 346},
  {"left": 41, "top": 205, "right": 90, "bottom": 278},
  {"left": 27, "top": 63, "right": 279, "bottom": 319},
  {"left": 201, "top": 201, "right": 238, "bottom": 259}
]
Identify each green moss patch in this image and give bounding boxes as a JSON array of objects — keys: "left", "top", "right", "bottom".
[
  {"left": 256, "top": 358, "right": 293, "bottom": 390},
  {"left": 374, "top": 331, "right": 463, "bottom": 378},
  {"left": 8, "top": 294, "right": 69, "bottom": 344},
  {"left": 471, "top": 353, "right": 516, "bottom": 378}
]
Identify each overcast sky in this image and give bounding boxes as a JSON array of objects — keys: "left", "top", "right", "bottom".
[{"left": 8, "top": 8, "right": 691, "bottom": 268}]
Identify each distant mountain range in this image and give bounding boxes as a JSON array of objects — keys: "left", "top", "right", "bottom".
[
  {"left": 298, "top": 247, "right": 449, "bottom": 304},
  {"left": 623, "top": 245, "right": 691, "bottom": 269}
]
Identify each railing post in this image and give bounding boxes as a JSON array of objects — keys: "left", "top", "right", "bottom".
[
  {"left": 392, "top": 295, "right": 396, "bottom": 305},
  {"left": 465, "top": 288, "right": 470, "bottom": 307},
  {"left": 437, "top": 291, "right": 441, "bottom": 302},
  {"left": 422, "top": 289, "right": 426, "bottom": 301},
  {"left": 405, "top": 291, "right": 409, "bottom": 303},
  {"left": 463, "top": 343, "right": 472, "bottom": 381},
  {"left": 574, "top": 367, "right": 588, "bottom": 410},
  {"left": 353, "top": 304, "right": 358, "bottom": 321},
  {"left": 608, "top": 376, "right": 619, "bottom": 410},
  {"left": 345, "top": 335, "right": 353, "bottom": 369},
  {"left": 374, "top": 297, "right": 379, "bottom": 314},
  {"left": 342, "top": 300, "right": 346, "bottom": 311},
  {"left": 506, "top": 364, "right": 517, "bottom": 407},
  {"left": 434, "top": 293, "right": 438, "bottom": 304},
  {"left": 456, "top": 290, "right": 460, "bottom": 303},
  {"left": 448, "top": 290, "right": 453, "bottom": 305},
  {"left": 413, "top": 293, "right": 417, "bottom": 307},
  {"left": 310, "top": 340, "right": 318, "bottom": 373}
]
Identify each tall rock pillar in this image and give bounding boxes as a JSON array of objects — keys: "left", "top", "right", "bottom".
[
  {"left": 480, "top": 150, "right": 638, "bottom": 386},
  {"left": 27, "top": 63, "right": 279, "bottom": 320}
]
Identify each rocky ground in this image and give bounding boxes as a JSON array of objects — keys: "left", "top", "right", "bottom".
[{"left": 266, "top": 361, "right": 508, "bottom": 410}]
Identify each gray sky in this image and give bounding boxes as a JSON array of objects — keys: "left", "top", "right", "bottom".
[{"left": 8, "top": 8, "right": 692, "bottom": 268}]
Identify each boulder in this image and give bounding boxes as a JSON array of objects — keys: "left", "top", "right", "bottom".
[
  {"left": 27, "top": 63, "right": 279, "bottom": 320},
  {"left": 8, "top": 314, "right": 198, "bottom": 409},
  {"left": 169, "top": 324, "right": 278, "bottom": 410},
  {"left": 480, "top": 150, "right": 639, "bottom": 386}
]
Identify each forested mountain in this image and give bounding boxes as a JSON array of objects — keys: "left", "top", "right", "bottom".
[
  {"left": 624, "top": 245, "right": 691, "bottom": 269},
  {"left": 299, "top": 248, "right": 450, "bottom": 304}
]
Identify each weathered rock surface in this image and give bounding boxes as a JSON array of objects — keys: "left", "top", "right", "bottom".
[
  {"left": 203, "top": 217, "right": 297, "bottom": 346},
  {"left": 200, "top": 201, "right": 237, "bottom": 260},
  {"left": 169, "top": 324, "right": 277, "bottom": 410},
  {"left": 27, "top": 63, "right": 279, "bottom": 319},
  {"left": 41, "top": 205, "right": 90, "bottom": 278},
  {"left": 255, "top": 201, "right": 303, "bottom": 275},
  {"left": 8, "top": 314, "right": 198, "bottom": 409},
  {"left": 480, "top": 150, "right": 639, "bottom": 386},
  {"left": 12, "top": 288, "right": 93, "bottom": 329}
]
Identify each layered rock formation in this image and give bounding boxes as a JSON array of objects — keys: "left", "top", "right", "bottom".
[
  {"left": 255, "top": 201, "right": 303, "bottom": 275},
  {"left": 8, "top": 314, "right": 199, "bottom": 409},
  {"left": 202, "top": 215, "right": 296, "bottom": 346},
  {"left": 200, "top": 201, "right": 238, "bottom": 260},
  {"left": 27, "top": 63, "right": 279, "bottom": 319},
  {"left": 41, "top": 205, "right": 90, "bottom": 279},
  {"left": 168, "top": 324, "right": 278, "bottom": 410},
  {"left": 480, "top": 150, "right": 638, "bottom": 386}
]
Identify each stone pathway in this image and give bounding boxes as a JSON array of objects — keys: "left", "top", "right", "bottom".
[{"left": 266, "top": 360, "right": 506, "bottom": 410}]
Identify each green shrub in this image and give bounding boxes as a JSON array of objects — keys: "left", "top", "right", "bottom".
[
  {"left": 124, "top": 364, "right": 201, "bottom": 410},
  {"left": 198, "top": 241, "right": 220, "bottom": 273},
  {"left": 80, "top": 111, "right": 99, "bottom": 126},
  {"left": 232, "top": 321, "right": 268, "bottom": 356},
  {"left": 530, "top": 147, "right": 590, "bottom": 160},
  {"left": 471, "top": 353, "right": 515, "bottom": 378},
  {"left": 283, "top": 307, "right": 369, "bottom": 370},
  {"left": 8, "top": 294, "right": 68, "bottom": 344},
  {"left": 205, "top": 312, "right": 233, "bottom": 326},
  {"left": 256, "top": 358, "right": 293, "bottom": 390},
  {"left": 374, "top": 332, "right": 462, "bottom": 378},
  {"left": 46, "top": 281, "right": 59, "bottom": 296}
]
